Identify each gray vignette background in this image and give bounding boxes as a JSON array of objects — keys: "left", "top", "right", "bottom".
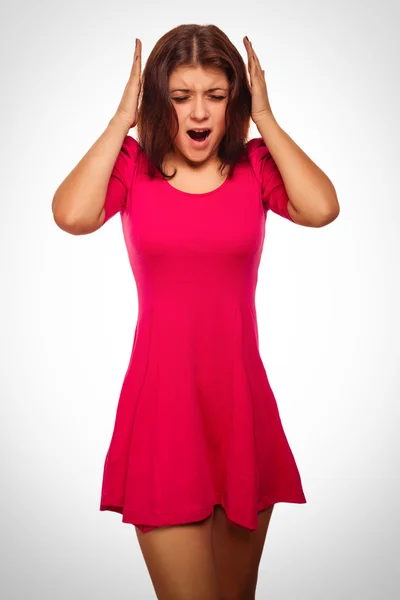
[{"left": 1, "top": 0, "right": 399, "bottom": 598}]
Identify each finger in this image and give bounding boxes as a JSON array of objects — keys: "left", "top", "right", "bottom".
[
  {"left": 251, "top": 52, "right": 261, "bottom": 74},
  {"left": 130, "top": 40, "right": 142, "bottom": 80},
  {"left": 248, "top": 41, "right": 262, "bottom": 73},
  {"left": 129, "top": 43, "right": 139, "bottom": 75},
  {"left": 255, "top": 58, "right": 263, "bottom": 77},
  {"left": 244, "top": 37, "right": 254, "bottom": 66},
  {"left": 248, "top": 58, "right": 260, "bottom": 84},
  {"left": 248, "top": 49, "right": 256, "bottom": 74},
  {"left": 135, "top": 39, "right": 142, "bottom": 66},
  {"left": 248, "top": 55, "right": 260, "bottom": 84}
]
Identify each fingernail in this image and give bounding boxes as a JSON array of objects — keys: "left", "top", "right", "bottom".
[{"left": 245, "top": 36, "right": 249, "bottom": 42}]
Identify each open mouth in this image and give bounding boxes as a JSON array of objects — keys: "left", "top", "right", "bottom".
[{"left": 187, "top": 129, "right": 211, "bottom": 141}]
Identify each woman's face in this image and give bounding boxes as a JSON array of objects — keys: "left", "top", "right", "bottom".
[{"left": 168, "top": 65, "right": 229, "bottom": 167}]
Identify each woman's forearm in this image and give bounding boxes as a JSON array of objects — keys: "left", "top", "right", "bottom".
[
  {"left": 256, "top": 113, "right": 340, "bottom": 227},
  {"left": 52, "top": 114, "right": 131, "bottom": 233}
]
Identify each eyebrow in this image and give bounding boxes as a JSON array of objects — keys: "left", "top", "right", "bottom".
[{"left": 169, "top": 87, "right": 228, "bottom": 93}]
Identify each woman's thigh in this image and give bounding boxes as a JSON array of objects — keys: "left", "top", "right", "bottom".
[
  {"left": 135, "top": 513, "right": 219, "bottom": 600},
  {"left": 212, "top": 504, "right": 275, "bottom": 600}
]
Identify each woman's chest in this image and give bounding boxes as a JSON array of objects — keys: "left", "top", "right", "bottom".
[{"left": 122, "top": 166, "right": 266, "bottom": 260}]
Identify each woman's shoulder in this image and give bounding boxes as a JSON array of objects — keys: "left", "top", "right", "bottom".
[
  {"left": 245, "top": 136, "right": 269, "bottom": 157},
  {"left": 120, "top": 135, "right": 143, "bottom": 158}
]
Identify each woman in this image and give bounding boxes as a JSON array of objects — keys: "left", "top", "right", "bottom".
[{"left": 52, "top": 24, "right": 339, "bottom": 600}]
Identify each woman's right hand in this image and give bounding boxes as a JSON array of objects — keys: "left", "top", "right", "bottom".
[{"left": 114, "top": 38, "right": 142, "bottom": 129}]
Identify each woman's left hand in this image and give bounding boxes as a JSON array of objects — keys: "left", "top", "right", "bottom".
[{"left": 243, "top": 36, "right": 273, "bottom": 124}]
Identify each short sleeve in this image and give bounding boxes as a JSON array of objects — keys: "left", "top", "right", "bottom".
[
  {"left": 102, "top": 135, "right": 141, "bottom": 224},
  {"left": 246, "top": 137, "right": 294, "bottom": 221}
]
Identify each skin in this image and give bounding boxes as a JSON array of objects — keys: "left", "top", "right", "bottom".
[
  {"left": 162, "top": 64, "right": 231, "bottom": 188},
  {"left": 135, "top": 505, "right": 274, "bottom": 600},
  {"left": 135, "top": 514, "right": 220, "bottom": 600},
  {"left": 212, "top": 504, "right": 275, "bottom": 599}
]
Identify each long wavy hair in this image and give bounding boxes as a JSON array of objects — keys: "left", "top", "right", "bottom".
[{"left": 136, "top": 24, "right": 253, "bottom": 180}]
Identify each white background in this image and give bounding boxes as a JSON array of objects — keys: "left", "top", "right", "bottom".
[{"left": 1, "top": 0, "right": 399, "bottom": 598}]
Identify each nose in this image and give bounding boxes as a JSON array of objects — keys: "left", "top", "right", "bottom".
[{"left": 191, "top": 96, "right": 209, "bottom": 119}]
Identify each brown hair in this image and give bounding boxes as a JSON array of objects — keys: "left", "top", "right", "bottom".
[{"left": 136, "top": 24, "right": 252, "bottom": 180}]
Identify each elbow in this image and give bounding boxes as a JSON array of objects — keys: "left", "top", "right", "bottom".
[
  {"left": 318, "top": 195, "right": 340, "bottom": 226},
  {"left": 52, "top": 212, "right": 81, "bottom": 235},
  {"left": 52, "top": 204, "right": 81, "bottom": 235},
  {"left": 52, "top": 193, "right": 75, "bottom": 233},
  {"left": 310, "top": 194, "right": 340, "bottom": 228},
  {"left": 52, "top": 195, "right": 103, "bottom": 235},
  {"left": 52, "top": 207, "right": 102, "bottom": 235},
  {"left": 53, "top": 213, "right": 102, "bottom": 235},
  {"left": 289, "top": 183, "right": 340, "bottom": 227}
]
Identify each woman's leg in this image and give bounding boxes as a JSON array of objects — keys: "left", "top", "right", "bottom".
[
  {"left": 135, "top": 512, "right": 220, "bottom": 600},
  {"left": 212, "top": 504, "right": 275, "bottom": 600}
]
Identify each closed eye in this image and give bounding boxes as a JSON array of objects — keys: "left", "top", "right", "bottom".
[{"left": 173, "top": 95, "right": 226, "bottom": 102}]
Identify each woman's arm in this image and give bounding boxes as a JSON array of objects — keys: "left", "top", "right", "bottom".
[
  {"left": 256, "top": 113, "right": 340, "bottom": 228},
  {"left": 52, "top": 114, "right": 131, "bottom": 235}
]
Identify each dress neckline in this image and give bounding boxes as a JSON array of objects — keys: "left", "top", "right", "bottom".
[{"left": 161, "top": 168, "right": 231, "bottom": 197}]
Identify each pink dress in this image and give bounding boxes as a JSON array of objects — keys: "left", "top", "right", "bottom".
[{"left": 99, "top": 135, "right": 306, "bottom": 533}]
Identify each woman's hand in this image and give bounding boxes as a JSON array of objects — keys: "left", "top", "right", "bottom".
[
  {"left": 243, "top": 36, "right": 273, "bottom": 124},
  {"left": 115, "top": 38, "right": 142, "bottom": 128}
]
